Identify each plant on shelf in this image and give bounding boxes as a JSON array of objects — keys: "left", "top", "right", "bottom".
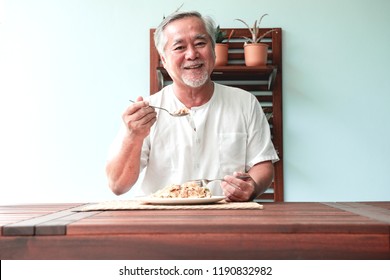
[
  {"left": 235, "top": 13, "right": 275, "bottom": 66},
  {"left": 215, "top": 25, "right": 227, "bottom": 43},
  {"left": 214, "top": 26, "right": 234, "bottom": 66}
]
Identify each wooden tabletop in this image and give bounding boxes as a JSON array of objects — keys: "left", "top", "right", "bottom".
[{"left": 1, "top": 201, "right": 389, "bottom": 260}]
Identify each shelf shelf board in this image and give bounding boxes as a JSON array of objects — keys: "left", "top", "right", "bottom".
[{"left": 157, "top": 65, "right": 277, "bottom": 90}]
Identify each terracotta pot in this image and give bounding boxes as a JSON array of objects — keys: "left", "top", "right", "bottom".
[
  {"left": 215, "top": 43, "right": 229, "bottom": 66},
  {"left": 243, "top": 43, "right": 268, "bottom": 66}
]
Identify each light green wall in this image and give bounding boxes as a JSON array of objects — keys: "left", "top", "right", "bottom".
[{"left": 0, "top": 0, "right": 389, "bottom": 204}]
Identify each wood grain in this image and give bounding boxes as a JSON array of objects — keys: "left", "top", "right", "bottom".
[{"left": 1, "top": 202, "right": 389, "bottom": 259}]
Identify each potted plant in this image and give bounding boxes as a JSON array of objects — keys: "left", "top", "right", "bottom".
[
  {"left": 235, "top": 14, "right": 275, "bottom": 66},
  {"left": 214, "top": 25, "right": 229, "bottom": 66}
]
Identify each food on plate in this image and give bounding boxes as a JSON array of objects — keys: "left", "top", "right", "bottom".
[{"left": 152, "top": 181, "right": 211, "bottom": 198}]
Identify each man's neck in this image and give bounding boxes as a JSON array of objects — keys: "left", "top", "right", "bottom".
[{"left": 172, "top": 81, "right": 214, "bottom": 108}]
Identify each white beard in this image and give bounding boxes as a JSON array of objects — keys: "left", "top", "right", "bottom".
[{"left": 182, "top": 70, "right": 209, "bottom": 88}]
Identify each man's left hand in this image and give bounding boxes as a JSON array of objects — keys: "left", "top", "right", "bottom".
[{"left": 221, "top": 172, "right": 256, "bottom": 202}]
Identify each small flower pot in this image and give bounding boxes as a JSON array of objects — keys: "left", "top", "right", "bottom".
[
  {"left": 244, "top": 43, "right": 268, "bottom": 66},
  {"left": 215, "top": 43, "right": 229, "bottom": 66}
]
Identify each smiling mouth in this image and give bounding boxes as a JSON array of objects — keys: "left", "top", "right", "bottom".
[{"left": 183, "top": 63, "right": 203, "bottom": 70}]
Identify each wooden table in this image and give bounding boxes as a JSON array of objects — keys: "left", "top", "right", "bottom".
[{"left": 1, "top": 202, "right": 389, "bottom": 259}]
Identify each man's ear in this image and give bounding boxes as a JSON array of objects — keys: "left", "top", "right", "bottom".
[{"left": 160, "top": 55, "right": 167, "bottom": 66}]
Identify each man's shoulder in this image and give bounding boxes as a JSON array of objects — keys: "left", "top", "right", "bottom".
[{"left": 214, "top": 82, "right": 255, "bottom": 100}]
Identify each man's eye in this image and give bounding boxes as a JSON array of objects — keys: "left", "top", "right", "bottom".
[
  {"left": 173, "top": 46, "right": 185, "bottom": 51},
  {"left": 195, "top": 42, "right": 206, "bottom": 47}
]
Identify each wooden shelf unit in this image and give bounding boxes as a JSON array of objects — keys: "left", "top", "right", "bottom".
[{"left": 149, "top": 27, "right": 283, "bottom": 201}]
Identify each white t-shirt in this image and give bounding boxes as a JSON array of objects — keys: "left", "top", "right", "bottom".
[{"left": 108, "top": 83, "right": 279, "bottom": 196}]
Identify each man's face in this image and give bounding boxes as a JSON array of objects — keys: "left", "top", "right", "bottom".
[{"left": 160, "top": 16, "right": 215, "bottom": 88}]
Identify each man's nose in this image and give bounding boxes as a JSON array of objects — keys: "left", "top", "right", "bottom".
[{"left": 185, "top": 45, "right": 198, "bottom": 60}]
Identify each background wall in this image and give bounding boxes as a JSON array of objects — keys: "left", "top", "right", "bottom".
[{"left": 1, "top": 0, "right": 389, "bottom": 204}]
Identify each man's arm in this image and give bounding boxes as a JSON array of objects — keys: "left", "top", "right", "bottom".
[
  {"left": 106, "top": 98, "right": 156, "bottom": 195},
  {"left": 248, "top": 160, "right": 274, "bottom": 199}
]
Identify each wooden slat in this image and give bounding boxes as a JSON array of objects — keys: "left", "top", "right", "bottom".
[
  {"left": 66, "top": 203, "right": 389, "bottom": 235},
  {"left": 363, "top": 202, "right": 390, "bottom": 211},
  {"left": 324, "top": 202, "right": 390, "bottom": 224},
  {"left": 149, "top": 29, "right": 160, "bottom": 95},
  {"left": 270, "top": 28, "right": 283, "bottom": 202},
  {"left": 0, "top": 203, "right": 82, "bottom": 236},
  {"left": 155, "top": 65, "right": 277, "bottom": 80},
  {"left": 257, "top": 192, "right": 275, "bottom": 200},
  {"left": 35, "top": 211, "right": 99, "bottom": 235},
  {"left": 1, "top": 232, "right": 388, "bottom": 260},
  {"left": 2, "top": 204, "right": 89, "bottom": 236}
]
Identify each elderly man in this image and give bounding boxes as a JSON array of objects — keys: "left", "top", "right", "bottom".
[{"left": 106, "top": 11, "right": 279, "bottom": 201}]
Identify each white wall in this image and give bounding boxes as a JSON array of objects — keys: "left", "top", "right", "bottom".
[{"left": 1, "top": 0, "right": 389, "bottom": 204}]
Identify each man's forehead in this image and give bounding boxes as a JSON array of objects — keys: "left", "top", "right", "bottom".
[
  {"left": 170, "top": 33, "right": 207, "bottom": 44},
  {"left": 165, "top": 25, "right": 208, "bottom": 44}
]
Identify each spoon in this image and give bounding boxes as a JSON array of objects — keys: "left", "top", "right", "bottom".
[{"left": 129, "top": 100, "right": 189, "bottom": 117}]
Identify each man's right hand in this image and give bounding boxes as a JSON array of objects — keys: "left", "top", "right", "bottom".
[{"left": 122, "top": 97, "right": 157, "bottom": 140}]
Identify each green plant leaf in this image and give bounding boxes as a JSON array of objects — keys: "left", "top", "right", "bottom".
[
  {"left": 258, "top": 13, "right": 269, "bottom": 26},
  {"left": 215, "top": 25, "right": 227, "bottom": 43},
  {"left": 236, "top": 14, "right": 273, "bottom": 44},
  {"left": 235, "top": 19, "right": 251, "bottom": 30}
]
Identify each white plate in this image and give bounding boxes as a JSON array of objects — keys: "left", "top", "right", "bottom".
[{"left": 139, "top": 196, "right": 226, "bottom": 205}]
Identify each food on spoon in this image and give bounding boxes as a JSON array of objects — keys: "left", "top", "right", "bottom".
[
  {"left": 173, "top": 107, "right": 190, "bottom": 116},
  {"left": 152, "top": 181, "right": 211, "bottom": 198}
]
